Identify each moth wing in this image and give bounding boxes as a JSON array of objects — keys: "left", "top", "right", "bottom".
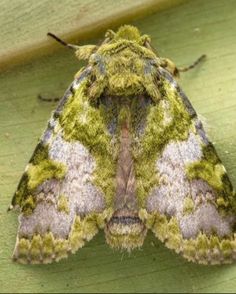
[
  {"left": 142, "top": 68, "right": 236, "bottom": 264},
  {"left": 11, "top": 68, "right": 110, "bottom": 264}
]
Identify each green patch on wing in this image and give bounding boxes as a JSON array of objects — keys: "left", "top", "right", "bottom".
[
  {"left": 27, "top": 159, "right": 66, "bottom": 190},
  {"left": 183, "top": 196, "right": 195, "bottom": 215},
  {"left": 11, "top": 143, "right": 67, "bottom": 215},
  {"left": 57, "top": 194, "right": 70, "bottom": 214},
  {"left": 186, "top": 143, "right": 236, "bottom": 212}
]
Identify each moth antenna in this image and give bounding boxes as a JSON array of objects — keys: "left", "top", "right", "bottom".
[
  {"left": 47, "top": 32, "right": 79, "bottom": 50},
  {"left": 178, "top": 54, "right": 206, "bottom": 72}
]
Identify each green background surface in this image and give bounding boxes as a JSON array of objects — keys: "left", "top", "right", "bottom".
[{"left": 0, "top": 0, "right": 236, "bottom": 292}]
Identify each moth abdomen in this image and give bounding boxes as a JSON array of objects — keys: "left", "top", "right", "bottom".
[{"left": 105, "top": 209, "right": 147, "bottom": 250}]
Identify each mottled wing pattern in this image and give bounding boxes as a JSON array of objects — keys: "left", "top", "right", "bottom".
[
  {"left": 142, "top": 68, "right": 236, "bottom": 264},
  {"left": 11, "top": 68, "right": 111, "bottom": 264}
]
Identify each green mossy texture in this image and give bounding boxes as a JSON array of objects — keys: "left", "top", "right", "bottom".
[
  {"left": 86, "top": 27, "right": 159, "bottom": 100},
  {"left": 14, "top": 210, "right": 112, "bottom": 264},
  {"left": 186, "top": 143, "right": 235, "bottom": 212},
  {"left": 27, "top": 159, "right": 66, "bottom": 190},
  {"left": 183, "top": 196, "right": 195, "bottom": 215},
  {"left": 11, "top": 143, "right": 67, "bottom": 214},
  {"left": 1, "top": 0, "right": 236, "bottom": 293},
  {"left": 140, "top": 209, "right": 236, "bottom": 265},
  {"left": 57, "top": 194, "right": 70, "bottom": 214}
]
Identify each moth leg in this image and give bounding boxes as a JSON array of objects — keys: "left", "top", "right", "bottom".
[
  {"left": 38, "top": 94, "right": 60, "bottom": 102},
  {"left": 178, "top": 54, "right": 206, "bottom": 72},
  {"left": 160, "top": 54, "right": 206, "bottom": 77}
]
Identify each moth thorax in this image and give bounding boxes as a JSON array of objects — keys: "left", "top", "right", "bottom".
[
  {"left": 105, "top": 208, "right": 147, "bottom": 250},
  {"left": 106, "top": 52, "right": 145, "bottom": 96}
]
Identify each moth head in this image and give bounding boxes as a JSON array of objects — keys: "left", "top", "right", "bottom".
[
  {"left": 105, "top": 25, "right": 151, "bottom": 46},
  {"left": 75, "top": 26, "right": 153, "bottom": 62}
]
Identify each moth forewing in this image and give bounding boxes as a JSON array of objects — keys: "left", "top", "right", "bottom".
[{"left": 11, "top": 25, "right": 235, "bottom": 264}]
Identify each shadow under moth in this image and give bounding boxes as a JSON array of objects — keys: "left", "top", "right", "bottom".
[{"left": 10, "top": 25, "right": 236, "bottom": 265}]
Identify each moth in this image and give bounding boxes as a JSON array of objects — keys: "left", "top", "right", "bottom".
[{"left": 10, "top": 25, "right": 236, "bottom": 265}]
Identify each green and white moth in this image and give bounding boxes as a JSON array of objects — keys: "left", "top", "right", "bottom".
[{"left": 10, "top": 25, "right": 236, "bottom": 265}]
